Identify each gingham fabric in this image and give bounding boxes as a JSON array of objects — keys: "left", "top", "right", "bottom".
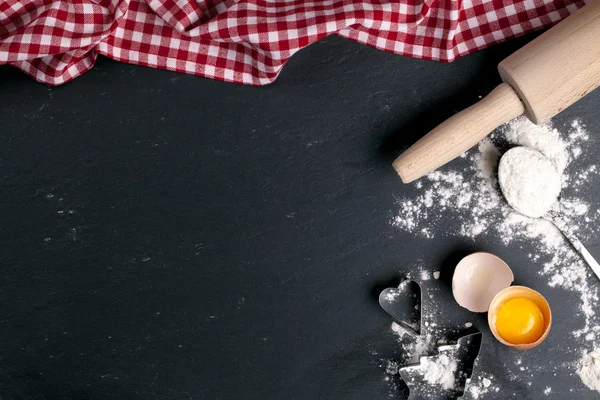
[{"left": 0, "top": 0, "right": 588, "bottom": 86}]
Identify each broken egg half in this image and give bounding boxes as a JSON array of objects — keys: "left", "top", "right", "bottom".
[
  {"left": 452, "top": 252, "right": 514, "bottom": 313},
  {"left": 452, "top": 252, "right": 551, "bottom": 350}
]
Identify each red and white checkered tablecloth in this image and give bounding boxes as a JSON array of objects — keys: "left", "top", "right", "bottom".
[{"left": 0, "top": 0, "right": 588, "bottom": 86}]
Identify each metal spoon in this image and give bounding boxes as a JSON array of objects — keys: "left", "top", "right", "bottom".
[
  {"left": 544, "top": 209, "right": 600, "bottom": 279},
  {"left": 498, "top": 146, "right": 600, "bottom": 280}
]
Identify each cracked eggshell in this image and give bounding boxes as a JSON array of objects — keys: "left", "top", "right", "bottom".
[{"left": 452, "top": 252, "right": 514, "bottom": 312}]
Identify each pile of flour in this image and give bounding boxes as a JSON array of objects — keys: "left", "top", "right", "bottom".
[
  {"left": 578, "top": 349, "right": 600, "bottom": 392},
  {"left": 389, "top": 117, "right": 600, "bottom": 393},
  {"left": 498, "top": 146, "right": 562, "bottom": 218},
  {"left": 420, "top": 354, "right": 457, "bottom": 389}
]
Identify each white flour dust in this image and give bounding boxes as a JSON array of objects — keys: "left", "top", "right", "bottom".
[
  {"left": 420, "top": 354, "right": 457, "bottom": 390},
  {"left": 385, "top": 264, "right": 445, "bottom": 364},
  {"left": 390, "top": 321, "right": 436, "bottom": 364},
  {"left": 384, "top": 291, "right": 400, "bottom": 302},
  {"left": 387, "top": 341, "right": 462, "bottom": 396},
  {"left": 504, "top": 117, "right": 570, "bottom": 174},
  {"left": 388, "top": 117, "right": 600, "bottom": 393},
  {"left": 381, "top": 265, "right": 473, "bottom": 396},
  {"left": 498, "top": 147, "right": 562, "bottom": 218},
  {"left": 578, "top": 349, "right": 600, "bottom": 392},
  {"left": 466, "top": 373, "right": 499, "bottom": 399}
]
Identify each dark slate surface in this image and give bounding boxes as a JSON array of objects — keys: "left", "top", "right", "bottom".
[{"left": 1, "top": 33, "right": 600, "bottom": 399}]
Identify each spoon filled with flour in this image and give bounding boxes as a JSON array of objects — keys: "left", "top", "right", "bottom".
[{"left": 498, "top": 146, "right": 600, "bottom": 280}]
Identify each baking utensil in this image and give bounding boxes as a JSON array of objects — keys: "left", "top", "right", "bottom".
[
  {"left": 497, "top": 148, "right": 600, "bottom": 281},
  {"left": 379, "top": 280, "right": 422, "bottom": 336},
  {"left": 488, "top": 286, "right": 552, "bottom": 350},
  {"left": 399, "top": 332, "right": 483, "bottom": 399},
  {"left": 393, "top": 0, "right": 600, "bottom": 183},
  {"left": 545, "top": 210, "right": 600, "bottom": 280}
]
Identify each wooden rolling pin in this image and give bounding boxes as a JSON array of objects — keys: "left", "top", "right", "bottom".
[{"left": 393, "top": 0, "right": 600, "bottom": 183}]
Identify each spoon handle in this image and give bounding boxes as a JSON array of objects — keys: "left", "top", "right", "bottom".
[{"left": 547, "top": 210, "right": 600, "bottom": 281}]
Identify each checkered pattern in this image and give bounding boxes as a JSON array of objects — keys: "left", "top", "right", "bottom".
[{"left": 0, "top": 0, "right": 588, "bottom": 86}]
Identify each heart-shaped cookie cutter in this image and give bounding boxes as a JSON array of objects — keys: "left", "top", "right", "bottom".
[
  {"left": 379, "top": 280, "right": 483, "bottom": 398},
  {"left": 379, "top": 280, "right": 422, "bottom": 336}
]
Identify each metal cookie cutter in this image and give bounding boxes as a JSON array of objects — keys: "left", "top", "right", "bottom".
[
  {"left": 399, "top": 332, "right": 483, "bottom": 399},
  {"left": 379, "top": 280, "right": 422, "bottom": 336},
  {"left": 379, "top": 280, "right": 483, "bottom": 398}
]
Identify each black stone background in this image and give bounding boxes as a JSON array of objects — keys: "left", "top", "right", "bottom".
[{"left": 1, "top": 32, "right": 600, "bottom": 399}]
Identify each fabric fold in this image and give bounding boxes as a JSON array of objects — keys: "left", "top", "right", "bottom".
[{"left": 0, "top": 0, "right": 587, "bottom": 85}]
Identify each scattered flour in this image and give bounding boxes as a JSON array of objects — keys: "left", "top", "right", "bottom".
[
  {"left": 420, "top": 354, "right": 457, "bottom": 390},
  {"left": 384, "top": 347, "right": 467, "bottom": 397},
  {"left": 578, "top": 349, "right": 600, "bottom": 392},
  {"left": 389, "top": 117, "right": 600, "bottom": 392},
  {"left": 390, "top": 322, "right": 435, "bottom": 364},
  {"left": 384, "top": 277, "right": 474, "bottom": 396},
  {"left": 503, "top": 117, "right": 570, "bottom": 174},
  {"left": 385, "top": 291, "right": 399, "bottom": 302},
  {"left": 466, "top": 373, "right": 499, "bottom": 399},
  {"left": 385, "top": 360, "right": 400, "bottom": 376}
]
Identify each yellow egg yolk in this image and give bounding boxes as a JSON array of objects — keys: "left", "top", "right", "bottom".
[{"left": 495, "top": 297, "right": 545, "bottom": 345}]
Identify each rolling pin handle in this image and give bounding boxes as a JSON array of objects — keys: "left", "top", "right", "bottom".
[{"left": 392, "top": 83, "right": 525, "bottom": 183}]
